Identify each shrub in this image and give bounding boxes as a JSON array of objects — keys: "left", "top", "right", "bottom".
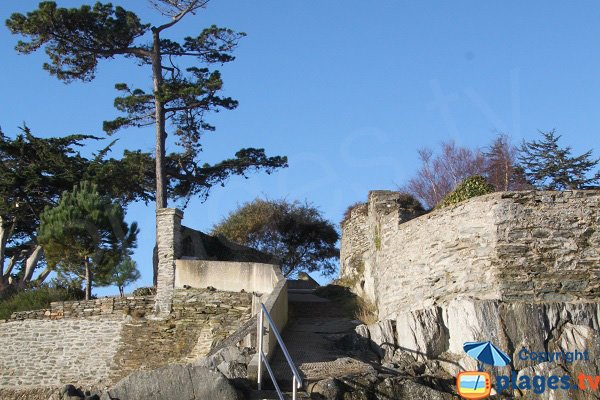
[
  {"left": 132, "top": 287, "right": 156, "bottom": 296},
  {"left": 0, "top": 285, "right": 85, "bottom": 320},
  {"left": 436, "top": 175, "right": 494, "bottom": 209}
]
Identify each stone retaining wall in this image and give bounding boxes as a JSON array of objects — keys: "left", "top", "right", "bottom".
[
  {"left": 340, "top": 190, "right": 600, "bottom": 319},
  {"left": 0, "top": 289, "right": 252, "bottom": 390},
  {"left": 9, "top": 296, "right": 155, "bottom": 321}
]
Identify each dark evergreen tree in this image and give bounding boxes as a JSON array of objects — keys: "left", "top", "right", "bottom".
[
  {"left": 38, "top": 182, "right": 138, "bottom": 300},
  {"left": 518, "top": 130, "right": 600, "bottom": 190},
  {"left": 6, "top": 1, "right": 287, "bottom": 210},
  {"left": 0, "top": 127, "right": 149, "bottom": 292}
]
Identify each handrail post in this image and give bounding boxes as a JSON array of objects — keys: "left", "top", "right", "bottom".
[
  {"left": 293, "top": 376, "right": 297, "bottom": 400},
  {"left": 257, "top": 308, "right": 264, "bottom": 391}
]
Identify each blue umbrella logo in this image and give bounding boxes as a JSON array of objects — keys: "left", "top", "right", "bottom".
[{"left": 463, "top": 341, "right": 511, "bottom": 368}]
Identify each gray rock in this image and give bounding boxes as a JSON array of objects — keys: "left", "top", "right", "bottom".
[
  {"left": 196, "top": 345, "right": 253, "bottom": 379},
  {"left": 102, "top": 364, "right": 240, "bottom": 400},
  {"left": 363, "top": 320, "right": 396, "bottom": 360},
  {"left": 309, "top": 377, "right": 343, "bottom": 400},
  {"left": 397, "top": 306, "right": 448, "bottom": 361},
  {"left": 370, "top": 376, "right": 454, "bottom": 400}
]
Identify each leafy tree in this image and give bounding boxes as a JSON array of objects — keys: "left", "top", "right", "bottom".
[
  {"left": 6, "top": 1, "right": 287, "bottom": 210},
  {"left": 111, "top": 256, "right": 140, "bottom": 297},
  {"left": 212, "top": 199, "right": 339, "bottom": 278},
  {"left": 483, "top": 134, "right": 531, "bottom": 192},
  {"left": 404, "top": 141, "right": 486, "bottom": 209},
  {"left": 38, "top": 181, "right": 138, "bottom": 300},
  {"left": 518, "top": 130, "right": 600, "bottom": 190},
  {"left": 436, "top": 175, "right": 494, "bottom": 209}
]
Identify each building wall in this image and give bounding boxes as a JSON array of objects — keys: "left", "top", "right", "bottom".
[{"left": 340, "top": 190, "right": 600, "bottom": 319}]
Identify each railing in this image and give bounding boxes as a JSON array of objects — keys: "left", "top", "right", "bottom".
[{"left": 257, "top": 303, "right": 302, "bottom": 400}]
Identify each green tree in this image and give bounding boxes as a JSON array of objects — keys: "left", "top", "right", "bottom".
[
  {"left": 38, "top": 181, "right": 138, "bottom": 300},
  {"left": 111, "top": 256, "right": 140, "bottom": 297},
  {"left": 6, "top": 1, "right": 287, "bottom": 210},
  {"left": 518, "top": 130, "right": 600, "bottom": 190},
  {"left": 212, "top": 199, "right": 339, "bottom": 278},
  {"left": 0, "top": 127, "right": 150, "bottom": 293}
]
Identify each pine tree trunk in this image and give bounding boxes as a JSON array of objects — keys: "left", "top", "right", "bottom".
[
  {"left": 84, "top": 258, "right": 92, "bottom": 301},
  {"left": 151, "top": 28, "right": 167, "bottom": 210}
]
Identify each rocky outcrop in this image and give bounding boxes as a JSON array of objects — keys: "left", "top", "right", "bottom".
[
  {"left": 101, "top": 365, "right": 240, "bottom": 400},
  {"left": 359, "top": 299, "right": 600, "bottom": 399}
]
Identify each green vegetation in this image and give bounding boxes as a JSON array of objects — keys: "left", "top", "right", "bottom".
[
  {"left": 38, "top": 182, "right": 138, "bottom": 300},
  {"left": 132, "top": 287, "right": 156, "bottom": 297},
  {"left": 111, "top": 257, "right": 141, "bottom": 297},
  {"left": 436, "top": 175, "right": 494, "bottom": 209},
  {"left": 0, "top": 285, "right": 84, "bottom": 320},
  {"left": 374, "top": 225, "right": 382, "bottom": 251},
  {"left": 212, "top": 199, "right": 339, "bottom": 277},
  {"left": 6, "top": 1, "right": 287, "bottom": 210},
  {"left": 519, "top": 130, "right": 600, "bottom": 190}
]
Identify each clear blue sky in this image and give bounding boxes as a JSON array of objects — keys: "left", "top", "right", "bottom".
[{"left": 1, "top": 1, "right": 599, "bottom": 294}]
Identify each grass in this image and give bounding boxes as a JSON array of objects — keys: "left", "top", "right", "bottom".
[
  {"left": 314, "top": 284, "right": 378, "bottom": 325},
  {"left": 0, "top": 286, "right": 84, "bottom": 320}
]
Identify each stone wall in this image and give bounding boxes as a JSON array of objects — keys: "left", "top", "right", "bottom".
[
  {"left": 155, "top": 208, "right": 183, "bottom": 316},
  {"left": 0, "top": 288, "right": 252, "bottom": 390},
  {"left": 10, "top": 296, "right": 155, "bottom": 321},
  {"left": 339, "top": 203, "right": 368, "bottom": 292},
  {"left": 340, "top": 190, "right": 600, "bottom": 319}
]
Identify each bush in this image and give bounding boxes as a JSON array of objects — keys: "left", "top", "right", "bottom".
[
  {"left": 132, "top": 286, "right": 156, "bottom": 296},
  {"left": 436, "top": 175, "right": 494, "bottom": 209},
  {"left": 0, "top": 285, "right": 85, "bottom": 320},
  {"left": 396, "top": 192, "right": 426, "bottom": 213}
]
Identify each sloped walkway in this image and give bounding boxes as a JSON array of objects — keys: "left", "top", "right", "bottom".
[{"left": 269, "top": 292, "right": 376, "bottom": 390}]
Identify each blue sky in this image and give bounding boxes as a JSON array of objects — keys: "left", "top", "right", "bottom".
[{"left": 1, "top": 1, "right": 599, "bottom": 294}]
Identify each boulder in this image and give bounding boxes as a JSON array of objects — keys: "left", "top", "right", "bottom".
[
  {"left": 308, "top": 377, "right": 343, "bottom": 400},
  {"left": 195, "top": 346, "right": 253, "bottom": 380},
  {"left": 101, "top": 364, "right": 240, "bottom": 400},
  {"left": 396, "top": 306, "right": 448, "bottom": 361},
  {"left": 359, "top": 320, "right": 396, "bottom": 360}
]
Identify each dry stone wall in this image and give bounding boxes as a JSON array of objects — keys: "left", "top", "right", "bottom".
[
  {"left": 0, "top": 289, "right": 252, "bottom": 390},
  {"left": 340, "top": 190, "right": 600, "bottom": 319},
  {"left": 10, "top": 296, "right": 155, "bottom": 321}
]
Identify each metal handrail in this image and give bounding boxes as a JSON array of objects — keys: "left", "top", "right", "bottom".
[{"left": 257, "top": 302, "right": 302, "bottom": 400}]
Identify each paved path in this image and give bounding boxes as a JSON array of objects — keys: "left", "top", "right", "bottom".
[{"left": 269, "top": 292, "right": 375, "bottom": 390}]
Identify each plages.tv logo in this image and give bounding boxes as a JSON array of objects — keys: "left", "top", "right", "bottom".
[{"left": 456, "top": 341, "right": 511, "bottom": 399}]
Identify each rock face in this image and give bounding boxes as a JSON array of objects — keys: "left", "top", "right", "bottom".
[
  {"left": 361, "top": 299, "right": 600, "bottom": 400},
  {"left": 340, "top": 190, "right": 600, "bottom": 319},
  {"left": 101, "top": 365, "right": 240, "bottom": 400}
]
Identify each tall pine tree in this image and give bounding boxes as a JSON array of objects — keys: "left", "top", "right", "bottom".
[{"left": 6, "top": 1, "right": 287, "bottom": 210}]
